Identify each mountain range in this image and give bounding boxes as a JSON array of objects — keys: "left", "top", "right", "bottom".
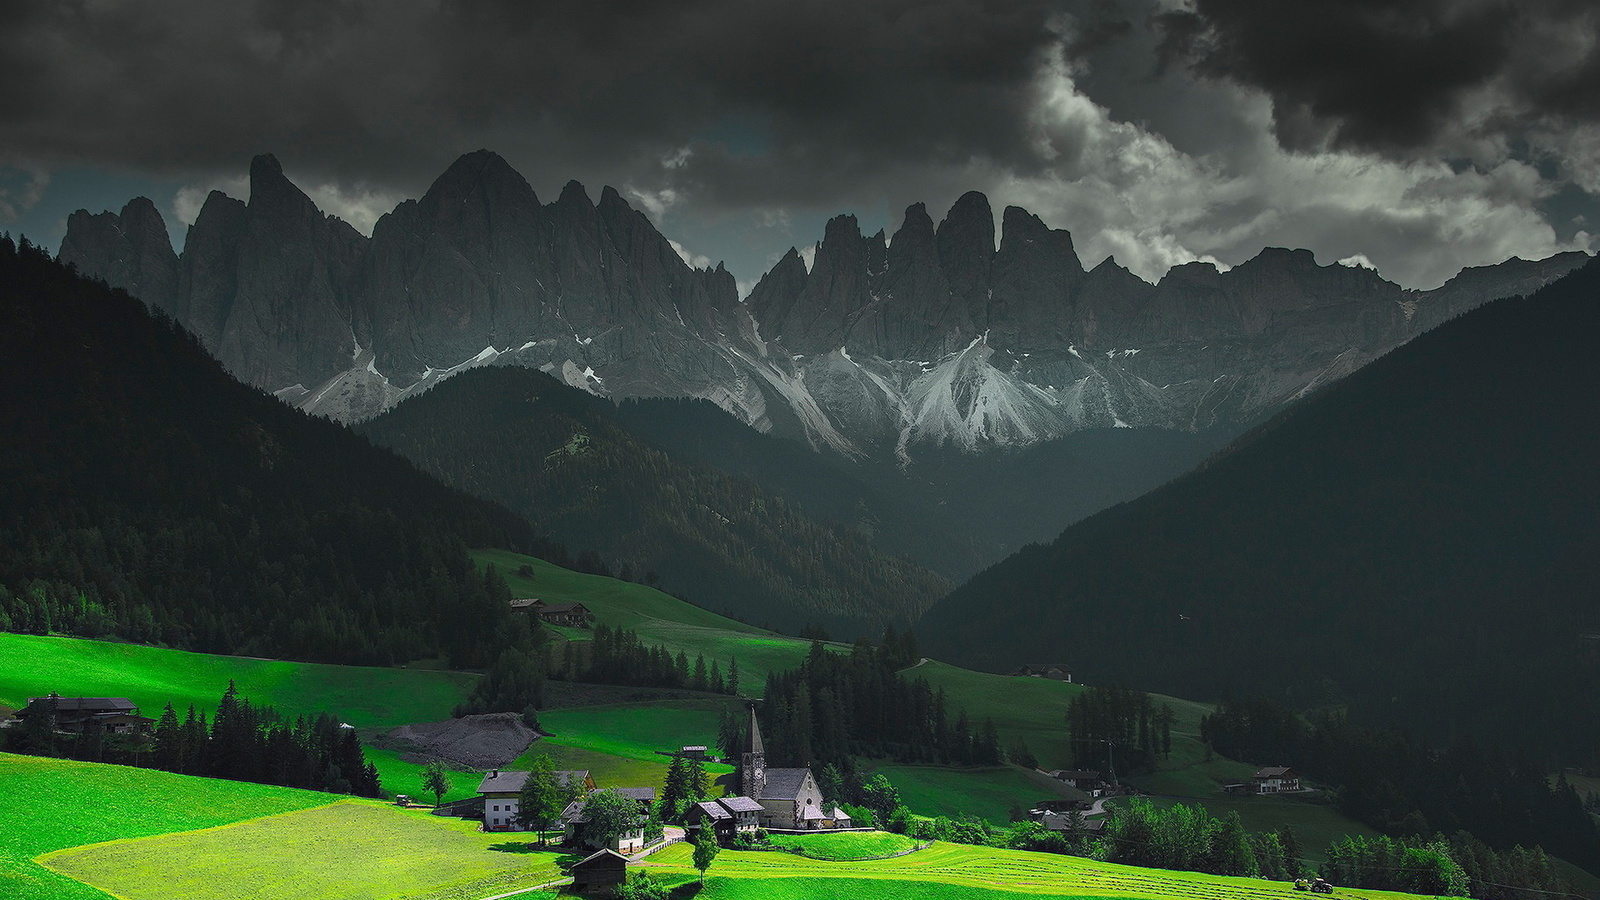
[
  {"left": 58, "top": 150, "right": 1590, "bottom": 461},
  {"left": 918, "top": 258, "right": 1600, "bottom": 763}
]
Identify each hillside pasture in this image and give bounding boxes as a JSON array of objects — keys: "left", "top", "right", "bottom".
[
  {"left": 637, "top": 839, "right": 1460, "bottom": 900},
  {"left": 513, "top": 699, "right": 739, "bottom": 791},
  {"left": 41, "top": 800, "right": 568, "bottom": 900},
  {"left": 0, "top": 633, "right": 474, "bottom": 729},
  {"left": 480, "top": 549, "right": 828, "bottom": 683},
  {"left": 1, "top": 753, "right": 331, "bottom": 900}
]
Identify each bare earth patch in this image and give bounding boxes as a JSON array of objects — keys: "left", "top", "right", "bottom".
[{"left": 378, "top": 712, "right": 538, "bottom": 769}]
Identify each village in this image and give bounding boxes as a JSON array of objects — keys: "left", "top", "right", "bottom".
[{"left": 7, "top": 683, "right": 1312, "bottom": 893}]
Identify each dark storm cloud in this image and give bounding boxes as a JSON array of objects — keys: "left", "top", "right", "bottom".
[
  {"left": 1154, "top": 0, "right": 1600, "bottom": 156},
  {"left": 0, "top": 0, "right": 1065, "bottom": 209}
]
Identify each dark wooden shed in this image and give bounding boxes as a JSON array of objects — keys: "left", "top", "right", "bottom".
[{"left": 570, "top": 848, "right": 629, "bottom": 890}]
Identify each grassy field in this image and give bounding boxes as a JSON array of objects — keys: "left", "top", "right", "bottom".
[
  {"left": 766, "top": 830, "right": 921, "bottom": 859},
  {"left": 1, "top": 753, "right": 333, "bottom": 900},
  {"left": 42, "top": 800, "right": 568, "bottom": 900},
  {"left": 512, "top": 699, "right": 739, "bottom": 792},
  {"left": 871, "top": 763, "right": 1082, "bottom": 823},
  {"left": 637, "top": 838, "right": 1462, "bottom": 900},
  {"left": 479, "top": 549, "right": 827, "bottom": 684},
  {"left": 0, "top": 633, "right": 474, "bottom": 728}
]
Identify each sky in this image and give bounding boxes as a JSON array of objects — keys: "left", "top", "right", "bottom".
[{"left": 1, "top": 0, "right": 1597, "bottom": 293}]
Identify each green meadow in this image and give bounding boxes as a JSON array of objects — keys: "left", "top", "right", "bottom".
[
  {"left": 479, "top": 549, "right": 826, "bottom": 684},
  {"left": 514, "top": 698, "right": 739, "bottom": 791},
  {"left": 1, "top": 752, "right": 331, "bottom": 900},
  {"left": 0, "top": 632, "right": 474, "bottom": 727},
  {"left": 637, "top": 837, "right": 1461, "bottom": 900},
  {"left": 42, "top": 800, "right": 568, "bottom": 900},
  {"left": 765, "top": 830, "right": 921, "bottom": 859}
]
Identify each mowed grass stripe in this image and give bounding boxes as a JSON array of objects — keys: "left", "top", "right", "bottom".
[
  {"left": 40, "top": 800, "right": 568, "bottom": 900},
  {"left": 1, "top": 753, "right": 333, "bottom": 900},
  {"left": 637, "top": 841, "right": 1457, "bottom": 900}
]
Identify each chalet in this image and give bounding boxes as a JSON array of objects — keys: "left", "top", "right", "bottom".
[
  {"left": 686, "top": 796, "right": 763, "bottom": 843},
  {"left": 475, "top": 768, "right": 597, "bottom": 830},
  {"left": 538, "top": 602, "right": 594, "bottom": 628},
  {"left": 1251, "top": 767, "right": 1301, "bottom": 793},
  {"left": 478, "top": 769, "right": 531, "bottom": 831},
  {"left": 1049, "top": 769, "right": 1104, "bottom": 793},
  {"left": 1010, "top": 664, "right": 1073, "bottom": 682},
  {"left": 509, "top": 598, "right": 545, "bottom": 612},
  {"left": 738, "top": 702, "right": 827, "bottom": 829},
  {"left": 560, "top": 787, "right": 657, "bottom": 853},
  {"left": 569, "top": 848, "right": 629, "bottom": 890},
  {"left": 679, "top": 745, "right": 709, "bottom": 759},
  {"left": 17, "top": 695, "right": 154, "bottom": 735}
]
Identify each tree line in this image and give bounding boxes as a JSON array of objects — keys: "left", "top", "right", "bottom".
[
  {"left": 1201, "top": 696, "right": 1600, "bottom": 873},
  {"left": 751, "top": 633, "right": 1003, "bottom": 769},
  {"left": 5, "top": 681, "right": 381, "bottom": 798}
]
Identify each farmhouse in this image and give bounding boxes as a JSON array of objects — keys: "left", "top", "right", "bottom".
[
  {"left": 560, "top": 787, "right": 657, "bottom": 853},
  {"left": 475, "top": 768, "right": 597, "bottom": 830},
  {"left": 686, "top": 796, "right": 763, "bottom": 842},
  {"left": 569, "top": 848, "right": 629, "bottom": 890},
  {"left": 1251, "top": 766, "right": 1301, "bottom": 793},
  {"left": 538, "top": 602, "right": 593, "bottom": 628},
  {"left": 1049, "top": 769, "right": 1104, "bottom": 793},
  {"left": 1010, "top": 663, "right": 1073, "bottom": 682},
  {"left": 739, "top": 702, "right": 827, "bottom": 829},
  {"left": 17, "top": 695, "right": 154, "bottom": 734}
]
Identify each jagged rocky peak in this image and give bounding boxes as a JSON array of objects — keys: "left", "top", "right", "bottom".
[
  {"left": 984, "top": 205, "right": 1085, "bottom": 350},
  {"left": 58, "top": 197, "right": 179, "bottom": 313},
  {"left": 936, "top": 191, "right": 996, "bottom": 314},
  {"left": 418, "top": 149, "right": 542, "bottom": 224}
]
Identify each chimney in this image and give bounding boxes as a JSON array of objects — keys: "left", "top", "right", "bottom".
[{"left": 491, "top": 768, "right": 499, "bottom": 778}]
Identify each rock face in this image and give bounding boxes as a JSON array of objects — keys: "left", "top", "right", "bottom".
[{"left": 63, "top": 151, "right": 1591, "bottom": 457}]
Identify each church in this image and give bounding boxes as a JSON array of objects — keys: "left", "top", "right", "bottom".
[{"left": 738, "top": 701, "right": 835, "bottom": 829}]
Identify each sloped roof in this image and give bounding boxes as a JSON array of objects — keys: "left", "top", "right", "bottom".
[
  {"left": 829, "top": 806, "right": 851, "bottom": 820},
  {"left": 1253, "top": 766, "right": 1295, "bottom": 778},
  {"left": 693, "top": 800, "right": 732, "bottom": 820},
  {"left": 595, "top": 787, "right": 656, "bottom": 803},
  {"left": 540, "top": 602, "right": 589, "bottom": 615},
  {"left": 760, "top": 768, "right": 813, "bottom": 801},
  {"left": 561, "top": 800, "right": 589, "bottom": 824},
  {"left": 718, "top": 796, "right": 763, "bottom": 813},
  {"left": 572, "top": 848, "right": 629, "bottom": 870},
  {"left": 32, "top": 697, "right": 137, "bottom": 713},
  {"left": 477, "top": 770, "right": 530, "bottom": 794},
  {"left": 555, "top": 770, "right": 590, "bottom": 787}
]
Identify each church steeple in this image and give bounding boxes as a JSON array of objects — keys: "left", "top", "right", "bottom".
[{"left": 740, "top": 700, "right": 766, "bottom": 799}]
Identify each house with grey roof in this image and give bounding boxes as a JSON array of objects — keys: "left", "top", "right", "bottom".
[
  {"left": 1251, "top": 766, "right": 1301, "bottom": 793},
  {"left": 559, "top": 787, "right": 657, "bottom": 853},
  {"left": 476, "top": 768, "right": 596, "bottom": 831}
]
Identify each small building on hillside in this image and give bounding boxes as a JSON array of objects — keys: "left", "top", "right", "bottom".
[
  {"left": 478, "top": 769, "right": 603, "bottom": 831},
  {"left": 17, "top": 695, "right": 154, "bottom": 735},
  {"left": 1040, "top": 812, "right": 1105, "bottom": 834},
  {"left": 538, "top": 602, "right": 594, "bottom": 628},
  {"left": 569, "top": 848, "right": 629, "bottom": 890},
  {"left": 478, "top": 769, "right": 531, "bottom": 831},
  {"left": 1251, "top": 766, "right": 1301, "bottom": 793},
  {"left": 560, "top": 787, "right": 657, "bottom": 853},
  {"left": 509, "top": 598, "right": 544, "bottom": 613},
  {"left": 686, "top": 796, "right": 764, "bottom": 843},
  {"left": 1049, "top": 769, "right": 1104, "bottom": 793},
  {"left": 1010, "top": 664, "right": 1073, "bottom": 682}
]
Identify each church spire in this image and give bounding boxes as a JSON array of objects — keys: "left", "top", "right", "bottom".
[
  {"left": 745, "top": 700, "right": 764, "bottom": 755},
  {"left": 741, "top": 700, "right": 766, "bottom": 799}
]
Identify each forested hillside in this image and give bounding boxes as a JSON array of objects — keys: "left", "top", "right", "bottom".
[
  {"left": 614, "top": 397, "right": 1236, "bottom": 582},
  {"left": 0, "top": 236, "right": 543, "bottom": 666},
  {"left": 359, "top": 367, "right": 951, "bottom": 634},
  {"left": 921, "top": 258, "right": 1600, "bottom": 764}
]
